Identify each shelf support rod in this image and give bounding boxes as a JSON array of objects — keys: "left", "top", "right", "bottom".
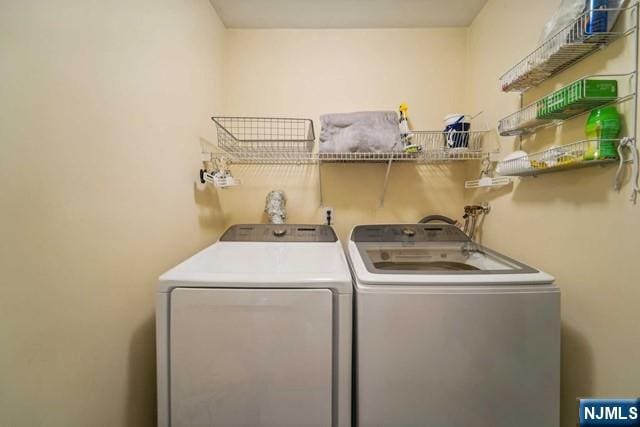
[
  {"left": 517, "top": 92, "right": 524, "bottom": 150},
  {"left": 633, "top": 2, "right": 639, "bottom": 142},
  {"left": 318, "top": 161, "right": 324, "bottom": 208},
  {"left": 379, "top": 158, "right": 393, "bottom": 208}
]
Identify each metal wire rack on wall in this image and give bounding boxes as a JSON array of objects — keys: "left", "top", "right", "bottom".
[
  {"left": 500, "top": 3, "right": 638, "bottom": 92},
  {"left": 203, "top": 116, "right": 491, "bottom": 207},
  {"left": 209, "top": 116, "right": 487, "bottom": 164},
  {"left": 498, "top": 73, "right": 637, "bottom": 137},
  {"left": 496, "top": 139, "right": 620, "bottom": 177},
  {"left": 213, "top": 116, "right": 316, "bottom": 157},
  {"left": 494, "top": 2, "right": 639, "bottom": 203}
]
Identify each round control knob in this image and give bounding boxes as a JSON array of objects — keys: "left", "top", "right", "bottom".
[
  {"left": 273, "top": 228, "right": 287, "bottom": 237},
  {"left": 402, "top": 227, "right": 416, "bottom": 237}
]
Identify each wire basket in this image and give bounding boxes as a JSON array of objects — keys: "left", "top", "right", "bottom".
[
  {"left": 211, "top": 117, "right": 487, "bottom": 163},
  {"left": 413, "top": 131, "right": 486, "bottom": 161},
  {"left": 499, "top": 73, "right": 634, "bottom": 136},
  {"left": 500, "top": 5, "right": 636, "bottom": 92},
  {"left": 496, "top": 139, "right": 620, "bottom": 176},
  {"left": 212, "top": 117, "right": 315, "bottom": 156}
]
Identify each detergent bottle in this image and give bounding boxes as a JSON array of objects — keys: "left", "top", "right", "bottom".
[{"left": 584, "top": 106, "right": 621, "bottom": 160}]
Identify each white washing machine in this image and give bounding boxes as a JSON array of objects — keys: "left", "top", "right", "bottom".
[
  {"left": 156, "top": 224, "right": 352, "bottom": 427},
  {"left": 347, "top": 224, "right": 560, "bottom": 427}
]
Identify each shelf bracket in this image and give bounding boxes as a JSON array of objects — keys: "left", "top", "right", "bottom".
[
  {"left": 379, "top": 158, "right": 394, "bottom": 208},
  {"left": 318, "top": 161, "right": 324, "bottom": 208}
]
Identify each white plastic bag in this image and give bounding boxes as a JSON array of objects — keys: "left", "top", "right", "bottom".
[
  {"left": 540, "top": 0, "right": 627, "bottom": 43},
  {"left": 539, "top": 0, "right": 586, "bottom": 43},
  {"left": 607, "top": 0, "right": 628, "bottom": 31}
]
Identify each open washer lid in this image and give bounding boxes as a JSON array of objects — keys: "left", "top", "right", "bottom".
[{"left": 348, "top": 224, "right": 554, "bottom": 286}]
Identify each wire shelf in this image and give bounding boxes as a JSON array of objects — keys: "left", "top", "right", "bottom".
[
  {"left": 498, "top": 73, "right": 636, "bottom": 136},
  {"left": 413, "top": 130, "right": 485, "bottom": 160},
  {"left": 211, "top": 117, "right": 487, "bottom": 164},
  {"left": 214, "top": 139, "right": 486, "bottom": 164},
  {"left": 315, "top": 131, "right": 485, "bottom": 162},
  {"left": 204, "top": 152, "right": 418, "bottom": 164},
  {"left": 500, "top": 5, "right": 637, "bottom": 92},
  {"left": 212, "top": 117, "right": 315, "bottom": 155},
  {"left": 496, "top": 139, "right": 620, "bottom": 177},
  {"left": 213, "top": 153, "right": 317, "bottom": 165},
  {"left": 317, "top": 151, "right": 420, "bottom": 162}
]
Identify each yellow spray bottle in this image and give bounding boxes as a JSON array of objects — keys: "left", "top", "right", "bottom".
[{"left": 399, "top": 103, "right": 420, "bottom": 153}]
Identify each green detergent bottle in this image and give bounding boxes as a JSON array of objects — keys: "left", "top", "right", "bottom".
[{"left": 584, "top": 106, "right": 621, "bottom": 160}]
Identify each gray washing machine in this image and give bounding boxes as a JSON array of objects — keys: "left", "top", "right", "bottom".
[{"left": 347, "top": 224, "right": 560, "bottom": 427}]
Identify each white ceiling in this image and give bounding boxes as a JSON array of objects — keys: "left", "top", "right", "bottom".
[{"left": 209, "top": 0, "right": 489, "bottom": 29}]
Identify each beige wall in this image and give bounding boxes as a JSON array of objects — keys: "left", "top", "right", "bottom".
[
  {"left": 0, "top": 0, "right": 225, "bottom": 425},
  {"left": 465, "top": 1, "right": 640, "bottom": 426},
  {"left": 220, "top": 28, "right": 471, "bottom": 238},
  {"left": 3, "top": 1, "right": 639, "bottom": 426}
]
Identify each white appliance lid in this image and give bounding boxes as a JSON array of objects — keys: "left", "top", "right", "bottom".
[{"left": 159, "top": 225, "right": 352, "bottom": 293}]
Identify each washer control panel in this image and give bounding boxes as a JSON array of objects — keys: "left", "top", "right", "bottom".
[
  {"left": 351, "top": 224, "right": 470, "bottom": 242},
  {"left": 220, "top": 224, "right": 338, "bottom": 242}
]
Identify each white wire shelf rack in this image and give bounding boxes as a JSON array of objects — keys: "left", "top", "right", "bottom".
[
  {"left": 315, "top": 130, "right": 486, "bottom": 163},
  {"left": 208, "top": 117, "right": 492, "bottom": 207},
  {"left": 496, "top": 139, "right": 620, "bottom": 177},
  {"left": 500, "top": 4, "right": 638, "bottom": 92},
  {"left": 215, "top": 146, "right": 485, "bottom": 164},
  {"left": 212, "top": 116, "right": 316, "bottom": 155},
  {"left": 413, "top": 130, "right": 486, "bottom": 161},
  {"left": 211, "top": 117, "right": 487, "bottom": 164},
  {"left": 317, "top": 151, "right": 420, "bottom": 162},
  {"left": 498, "top": 73, "right": 636, "bottom": 136}
]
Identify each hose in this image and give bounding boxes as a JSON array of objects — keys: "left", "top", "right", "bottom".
[
  {"left": 614, "top": 137, "right": 639, "bottom": 204},
  {"left": 265, "top": 190, "right": 287, "bottom": 224}
]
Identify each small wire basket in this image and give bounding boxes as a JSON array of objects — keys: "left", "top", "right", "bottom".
[
  {"left": 499, "top": 73, "right": 633, "bottom": 136},
  {"left": 496, "top": 139, "right": 620, "bottom": 176},
  {"left": 413, "top": 130, "right": 486, "bottom": 161},
  {"left": 500, "top": 4, "right": 635, "bottom": 92},
  {"left": 212, "top": 117, "right": 315, "bottom": 156}
]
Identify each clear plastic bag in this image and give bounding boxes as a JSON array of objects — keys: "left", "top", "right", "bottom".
[
  {"left": 606, "top": 0, "right": 628, "bottom": 31},
  {"left": 539, "top": 0, "right": 586, "bottom": 43},
  {"left": 540, "top": 0, "right": 627, "bottom": 43}
]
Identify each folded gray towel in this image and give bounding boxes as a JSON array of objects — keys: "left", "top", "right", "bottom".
[{"left": 319, "top": 111, "right": 402, "bottom": 153}]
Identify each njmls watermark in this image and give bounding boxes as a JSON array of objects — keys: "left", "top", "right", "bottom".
[{"left": 579, "top": 399, "right": 640, "bottom": 426}]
